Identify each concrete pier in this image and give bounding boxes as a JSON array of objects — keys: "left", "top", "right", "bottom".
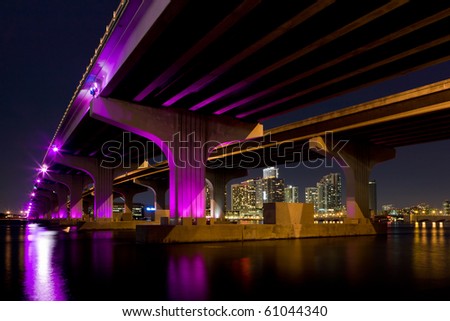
[
  {"left": 135, "top": 202, "right": 386, "bottom": 244},
  {"left": 135, "top": 222, "right": 386, "bottom": 244}
]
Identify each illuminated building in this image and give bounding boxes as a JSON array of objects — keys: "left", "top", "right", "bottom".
[
  {"left": 231, "top": 167, "right": 285, "bottom": 211},
  {"left": 112, "top": 203, "right": 144, "bottom": 217},
  {"left": 444, "top": 200, "right": 450, "bottom": 215},
  {"left": 305, "top": 173, "right": 342, "bottom": 213},
  {"left": 263, "top": 166, "right": 278, "bottom": 179},
  {"left": 284, "top": 185, "right": 299, "bottom": 203},
  {"left": 231, "top": 180, "right": 257, "bottom": 211},
  {"left": 305, "top": 187, "right": 319, "bottom": 212}
]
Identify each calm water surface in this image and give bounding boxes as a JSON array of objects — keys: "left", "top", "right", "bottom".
[{"left": 1, "top": 222, "right": 450, "bottom": 301}]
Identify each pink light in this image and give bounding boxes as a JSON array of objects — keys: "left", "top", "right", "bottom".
[
  {"left": 31, "top": 192, "right": 35, "bottom": 197},
  {"left": 36, "top": 179, "right": 41, "bottom": 183},
  {"left": 40, "top": 165, "right": 48, "bottom": 174},
  {"left": 51, "top": 145, "right": 59, "bottom": 152}
]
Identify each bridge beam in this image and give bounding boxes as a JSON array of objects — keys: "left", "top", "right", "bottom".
[
  {"left": 90, "top": 97, "right": 262, "bottom": 221},
  {"left": 310, "top": 135, "right": 395, "bottom": 220}
]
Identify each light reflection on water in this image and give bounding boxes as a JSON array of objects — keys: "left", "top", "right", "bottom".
[
  {"left": 168, "top": 254, "right": 208, "bottom": 300},
  {"left": 1, "top": 222, "right": 450, "bottom": 300},
  {"left": 23, "top": 224, "right": 67, "bottom": 301},
  {"left": 412, "top": 224, "right": 448, "bottom": 284}
]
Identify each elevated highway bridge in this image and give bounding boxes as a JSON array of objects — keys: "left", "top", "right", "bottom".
[{"left": 29, "top": 0, "right": 450, "bottom": 223}]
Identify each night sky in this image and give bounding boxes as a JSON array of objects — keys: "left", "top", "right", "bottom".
[{"left": 1, "top": 1, "right": 449, "bottom": 213}]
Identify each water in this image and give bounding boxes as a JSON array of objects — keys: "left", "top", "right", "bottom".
[{"left": 1, "top": 222, "right": 450, "bottom": 301}]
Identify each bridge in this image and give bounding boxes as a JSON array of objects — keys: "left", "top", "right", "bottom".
[{"left": 28, "top": 0, "right": 450, "bottom": 234}]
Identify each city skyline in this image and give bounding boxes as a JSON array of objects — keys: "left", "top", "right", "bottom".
[{"left": 228, "top": 163, "right": 450, "bottom": 213}]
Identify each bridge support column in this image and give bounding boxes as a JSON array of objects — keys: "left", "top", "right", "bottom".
[
  {"left": 95, "top": 167, "right": 114, "bottom": 220},
  {"left": 55, "top": 184, "right": 69, "bottom": 219},
  {"left": 206, "top": 168, "right": 248, "bottom": 219},
  {"left": 154, "top": 185, "right": 169, "bottom": 211},
  {"left": 50, "top": 154, "right": 114, "bottom": 221},
  {"left": 32, "top": 196, "right": 52, "bottom": 219},
  {"left": 91, "top": 97, "right": 262, "bottom": 222},
  {"left": 38, "top": 182, "right": 69, "bottom": 219},
  {"left": 48, "top": 173, "right": 88, "bottom": 219},
  {"left": 310, "top": 135, "right": 395, "bottom": 220},
  {"left": 34, "top": 193, "right": 55, "bottom": 219}
]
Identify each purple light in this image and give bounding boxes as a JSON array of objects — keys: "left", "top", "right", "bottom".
[
  {"left": 40, "top": 164, "right": 48, "bottom": 174},
  {"left": 89, "top": 82, "right": 99, "bottom": 97},
  {"left": 36, "top": 179, "right": 41, "bottom": 184},
  {"left": 51, "top": 145, "right": 59, "bottom": 152},
  {"left": 168, "top": 254, "right": 208, "bottom": 300},
  {"left": 24, "top": 225, "right": 67, "bottom": 300},
  {"left": 31, "top": 192, "right": 35, "bottom": 197}
]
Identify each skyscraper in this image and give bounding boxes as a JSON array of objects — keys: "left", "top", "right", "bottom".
[
  {"left": 443, "top": 200, "right": 450, "bottom": 215},
  {"left": 231, "top": 179, "right": 257, "bottom": 211},
  {"left": 262, "top": 177, "right": 285, "bottom": 203},
  {"left": 305, "top": 173, "right": 342, "bottom": 213},
  {"left": 263, "top": 166, "right": 278, "bottom": 179},
  {"left": 231, "top": 167, "right": 286, "bottom": 212},
  {"left": 305, "top": 187, "right": 319, "bottom": 212},
  {"left": 285, "top": 185, "right": 299, "bottom": 203}
]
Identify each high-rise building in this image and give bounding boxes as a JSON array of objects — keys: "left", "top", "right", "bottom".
[
  {"left": 305, "top": 173, "right": 342, "bottom": 213},
  {"left": 369, "top": 180, "right": 377, "bottom": 215},
  {"left": 285, "top": 185, "right": 299, "bottom": 203},
  {"left": 318, "top": 173, "right": 342, "bottom": 213},
  {"left": 305, "top": 187, "right": 319, "bottom": 212},
  {"left": 231, "top": 183, "right": 245, "bottom": 211},
  {"left": 443, "top": 200, "right": 450, "bottom": 215},
  {"left": 262, "top": 176, "right": 285, "bottom": 203},
  {"left": 254, "top": 178, "right": 264, "bottom": 209},
  {"left": 231, "top": 167, "right": 286, "bottom": 212},
  {"left": 263, "top": 166, "right": 278, "bottom": 179},
  {"left": 231, "top": 179, "right": 257, "bottom": 211}
]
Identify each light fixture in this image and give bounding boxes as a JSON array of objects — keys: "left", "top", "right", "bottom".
[
  {"left": 89, "top": 82, "right": 99, "bottom": 97},
  {"left": 40, "top": 164, "right": 48, "bottom": 174}
]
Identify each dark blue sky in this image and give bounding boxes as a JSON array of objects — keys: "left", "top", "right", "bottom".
[{"left": 0, "top": 1, "right": 449, "bottom": 213}]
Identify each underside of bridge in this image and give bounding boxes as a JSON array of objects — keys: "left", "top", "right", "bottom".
[{"left": 31, "top": 0, "right": 450, "bottom": 223}]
